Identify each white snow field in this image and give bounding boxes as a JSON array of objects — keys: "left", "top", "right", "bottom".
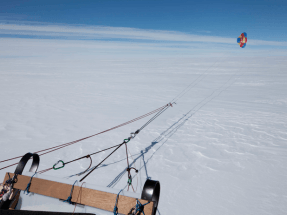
[{"left": 1, "top": 50, "right": 287, "bottom": 214}]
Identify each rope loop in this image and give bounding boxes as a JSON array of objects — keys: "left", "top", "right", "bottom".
[{"left": 53, "top": 160, "right": 65, "bottom": 170}]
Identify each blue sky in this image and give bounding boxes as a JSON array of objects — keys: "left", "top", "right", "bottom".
[
  {"left": 1, "top": 0, "right": 287, "bottom": 57},
  {"left": 1, "top": 0, "right": 287, "bottom": 40}
]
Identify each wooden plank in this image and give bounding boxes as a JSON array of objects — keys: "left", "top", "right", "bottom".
[{"left": 3, "top": 173, "right": 153, "bottom": 215}]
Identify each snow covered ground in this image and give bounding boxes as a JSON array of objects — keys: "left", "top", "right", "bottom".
[{"left": 1, "top": 52, "right": 287, "bottom": 214}]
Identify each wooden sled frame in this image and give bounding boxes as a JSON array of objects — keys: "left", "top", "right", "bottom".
[
  {"left": 3, "top": 172, "right": 154, "bottom": 214},
  {"left": 1, "top": 153, "right": 160, "bottom": 215}
]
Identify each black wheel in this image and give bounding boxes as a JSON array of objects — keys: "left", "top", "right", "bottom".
[
  {"left": 14, "top": 152, "right": 40, "bottom": 175},
  {"left": 141, "top": 179, "right": 160, "bottom": 215}
]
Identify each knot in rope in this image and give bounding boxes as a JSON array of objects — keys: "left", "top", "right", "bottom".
[
  {"left": 64, "top": 180, "right": 77, "bottom": 204},
  {"left": 124, "top": 138, "right": 131, "bottom": 143},
  {"left": 127, "top": 175, "right": 132, "bottom": 186},
  {"left": 128, "top": 199, "right": 150, "bottom": 215},
  {"left": 130, "top": 129, "right": 140, "bottom": 139},
  {"left": 24, "top": 172, "right": 37, "bottom": 195},
  {"left": 134, "top": 199, "right": 150, "bottom": 215},
  {"left": 6, "top": 173, "right": 18, "bottom": 185},
  {"left": 64, "top": 196, "right": 72, "bottom": 204},
  {"left": 127, "top": 167, "right": 138, "bottom": 173}
]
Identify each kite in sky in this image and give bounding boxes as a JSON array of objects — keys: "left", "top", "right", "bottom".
[{"left": 237, "top": 32, "right": 247, "bottom": 48}]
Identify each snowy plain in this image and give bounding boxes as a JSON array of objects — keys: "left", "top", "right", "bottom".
[{"left": 1, "top": 38, "right": 287, "bottom": 215}]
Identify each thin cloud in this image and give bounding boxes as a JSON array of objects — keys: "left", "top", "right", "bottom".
[
  {"left": 1, "top": 21, "right": 287, "bottom": 59},
  {"left": 0, "top": 22, "right": 232, "bottom": 43},
  {"left": 1, "top": 22, "right": 286, "bottom": 46}
]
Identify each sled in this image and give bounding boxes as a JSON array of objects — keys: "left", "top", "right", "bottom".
[{"left": 0, "top": 153, "right": 160, "bottom": 215}]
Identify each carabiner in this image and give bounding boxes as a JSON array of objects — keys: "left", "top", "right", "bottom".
[{"left": 53, "top": 160, "right": 65, "bottom": 170}]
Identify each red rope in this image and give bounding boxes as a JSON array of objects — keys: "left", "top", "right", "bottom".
[{"left": 37, "top": 167, "right": 53, "bottom": 174}]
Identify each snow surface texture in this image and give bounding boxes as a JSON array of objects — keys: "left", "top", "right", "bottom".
[{"left": 0, "top": 56, "right": 287, "bottom": 215}]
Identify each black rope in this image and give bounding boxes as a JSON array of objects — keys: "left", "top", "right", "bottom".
[
  {"left": 38, "top": 143, "right": 122, "bottom": 174},
  {"left": 79, "top": 103, "right": 173, "bottom": 182},
  {"left": 79, "top": 142, "right": 126, "bottom": 182},
  {"left": 65, "top": 143, "right": 122, "bottom": 165},
  {"left": 37, "top": 104, "right": 173, "bottom": 176},
  {"left": 139, "top": 103, "right": 172, "bottom": 132}
]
